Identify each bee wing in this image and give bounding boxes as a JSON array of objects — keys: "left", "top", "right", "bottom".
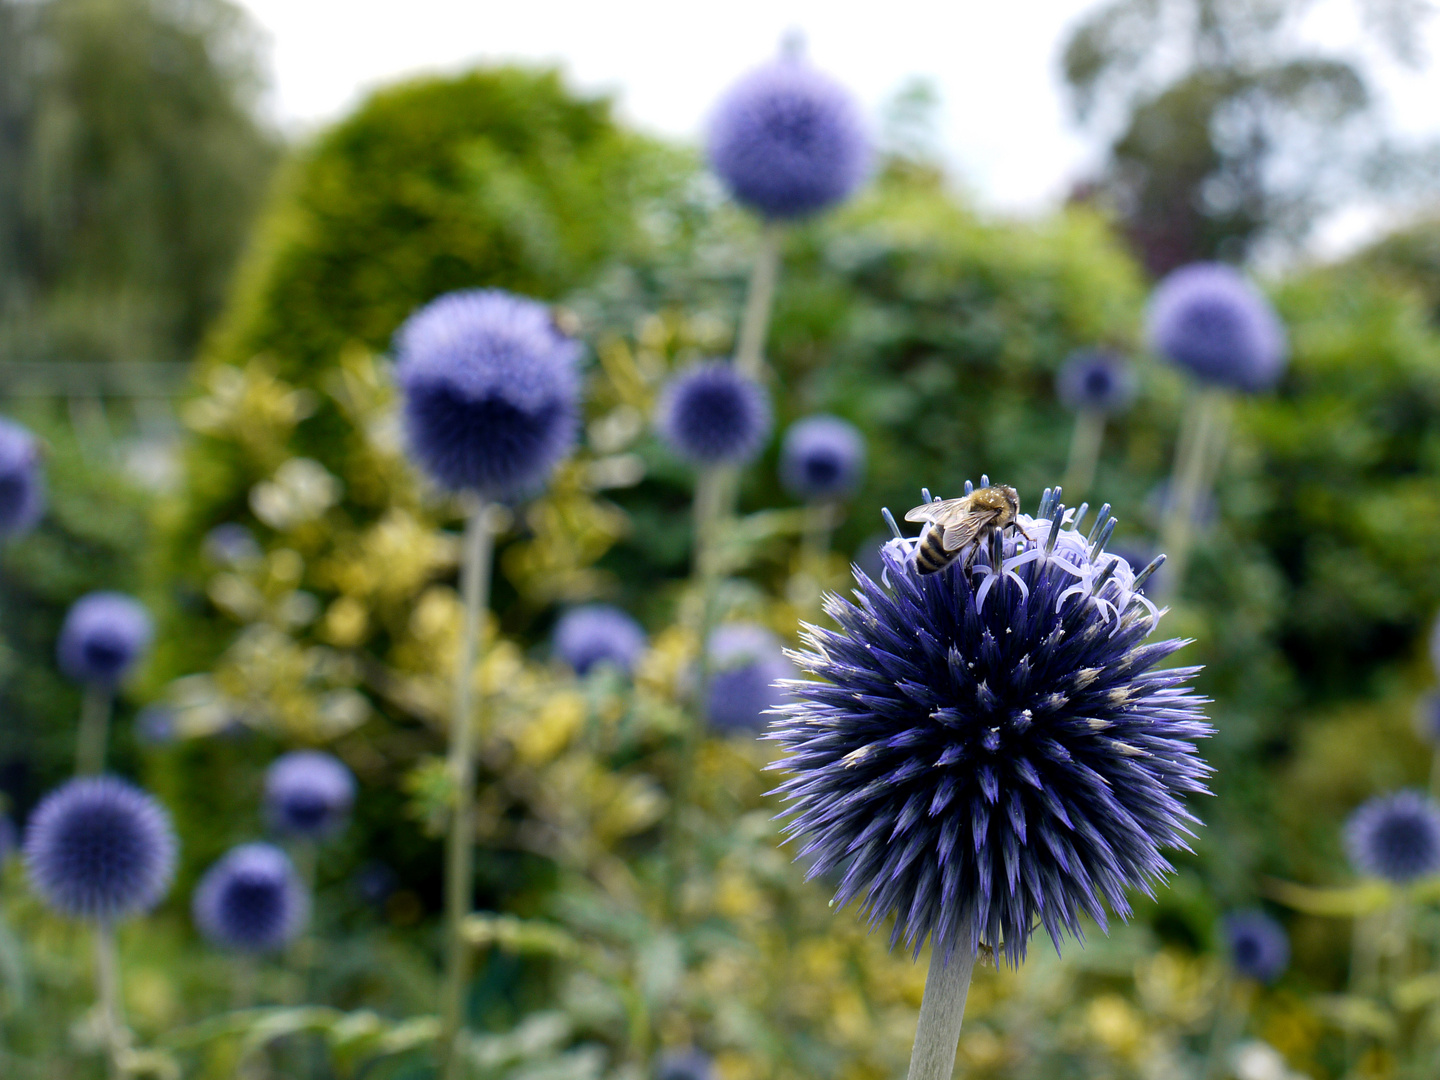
[
  {"left": 942, "top": 509, "right": 1000, "bottom": 552},
  {"left": 904, "top": 497, "right": 968, "bottom": 524}
]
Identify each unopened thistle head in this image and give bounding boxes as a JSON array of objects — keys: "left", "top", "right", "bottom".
[
  {"left": 0, "top": 418, "right": 43, "bottom": 538},
  {"left": 193, "top": 843, "right": 308, "bottom": 952},
  {"left": 780, "top": 415, "right": 866, "bottom": 501},
  {"left": 1056, "top": 350, "right": 1136, "bottom": 415},
  {"left": 1345, "top": 790, "right": 1440, "bottom": 884},
  {"left": 769, "top": 483, "right": 1212, "bottom": 964},
  {"left": 656, "top": 1049, "right": 713, "bottom": 1080},
  {"left": 57, "top": 591, "right": 153, "bottom": 688},
  {"left": 656, "top": 362, "right": 771, "bottom": 467},
  {"left": 554, "top": 604, "right": 648, "bottom": 677},
  {"left": 1223, "top": 909, "right": 1289, "bottom": 984},
  {"left": 1146, "top": 263, "right": 1287, "bottom": 392},
  {"left": 707, "top": 623, "right": 795, "bottom": 734},
  {"left": 264, "top": 750, "right": 356, "bottom": 839}
]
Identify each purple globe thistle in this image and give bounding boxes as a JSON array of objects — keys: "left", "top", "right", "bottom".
[
  {"left": 264, "top": 751, "right": 356, "bottom": 839},
  {"left": 706, "top": 57, "right": 870, "bottom": 220},
  {"left": 656, "top": 362, "right": 771, "bottom": 467},
  {"left": 1056, "top": 351, "right": 1137, "bottom": 415},
  {"left": 1223, "top": 909, "right": 1289, "bottom": 984},
  {"left": 1145, "top": 263, "right": 1287, "bottom": 392},
  {"left": 657, "top": 1049, "right": 712, "bottom": 1080},
  {"left": 23, "top": 777, "right": 176, "bottom": 921},
  {"left": 706, "top": 623, "right": 795, "bottom": 734},
  {"left": 0, "top": 418, "right": 43, "bottom": 538},
  {"left": 1345, "top": 790, "right": 1440, "bottom": 884},
  {"left": 780, "top": 415, "right": 866, "bottom": 501},
  {"left": 769, "top": 484, "right": 1212, "bottom": 965},
  {"left": 554, "top": 604, "right": 648, "bottom": 677},
  {"left": 193, "top": 843, "right": 309, "bottom": 952},
  {"left": 395, "top": 289, "right": 581, "bottom": 497},
  {"left": 57, "top": 592, "right": 153, "bottom": 688}
]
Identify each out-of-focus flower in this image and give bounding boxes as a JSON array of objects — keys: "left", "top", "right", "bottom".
[
  {"left": 24, "top": 777, "right": 176, "bottom": 920},
  {"left": 656, "top": 362, "right": 771, "bottom": 467},
  {"left": 264, "top": 750, "right": 356, "bottom": 839},
  {"left": 1146, "top": 263, "right": 1287, "bottom": 392},
  {"left": 193, "top": 843, "right": 308, "bottom": 952},
  {"left": 395, "top": 289, "right": 580, "bottom": 496},
  {"left": 203, "top": 523, "right": 261, "bottom": 568},
  {"left": 707, "top": 623, "right": 795, "bottom": 734},
  {"left": 134, "top": 704, "right": 177, "bottom": 746},
  {"left": 1223, "top": 909, "right": 1289, "bottom": 983},
  {"left": 706, "top": 57, "right": 870, "bottom": 220},
  {"left": 0, "top": 815, "right": 16, "bottom": 863},
  {"left": 1056, "top": 350, "right": 1136, "bottom": 414},
  {"left": 0, "top": 418, "right": 43, "bottom": 538},
  {"left": 1429, "top": 612, "right": 1440, "bottom": 679},
  {"left": 780, "top": 415, "right": 866, "bottom": 500},
  {"left": 1345, "top": 789, "right": 1440, "bottom": 883},
  {"left": 57, "top": 592, "right": 153, "bottom": 688},
  {"left": 656, "top": 1048, "right": 713, "bottom": 1080},
  {"left": 554, "top": 604, "right": 647, "bottom": 677},
  {"left": 770, "top": 485, "right": 1211, "bottom": 964}
]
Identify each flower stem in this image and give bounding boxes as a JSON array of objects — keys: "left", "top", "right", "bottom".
[
  {"left": 789, "top": 500, "right": 837, "bottom": 615},
  {"left": 93, "top": 922, "right": 126, "bottom": 1080},
  {"left": 905, "top": 934, "right": 978, "bottom": 1080},
  {"left": 734, "top": 221, "right": 782, "bottom": 379},
  {"left": 439, "top": 500, "right": 495, "bottom": 1080},
  {"left": 75, "top": 685, "right": 112, "bottom": 776},
  {"left": 1203, "top": 973, "right": 1249, "bottom": 1080},
  {"left": 1062, "top": 409, "right": 1106, "bottom": 500},
  {"left": 1429, "top": 744, "right": 1440, "bottom": 800},
  {"left": 1156, "top": 389, "right": 1231, "bottom": 603}
]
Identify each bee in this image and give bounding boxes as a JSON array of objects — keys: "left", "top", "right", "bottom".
[{"left": 904, "top": 484, "right": 1029, "bottom": 575}]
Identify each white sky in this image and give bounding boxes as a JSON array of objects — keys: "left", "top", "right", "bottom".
[{"left": 235, "top": 0, "right": 1440, "bottom": 248}]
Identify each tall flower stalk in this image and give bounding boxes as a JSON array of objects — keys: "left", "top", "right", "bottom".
[
  {"left": 1055, "top": 350, "right": 1134, "bottom": 500},
  {"left": 58, "top": 592, "right": 152, "bottom": 775}
]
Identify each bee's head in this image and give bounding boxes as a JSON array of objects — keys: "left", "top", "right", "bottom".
[{"left": 998, "top": 485, "right": 1020, "bottom": 519}]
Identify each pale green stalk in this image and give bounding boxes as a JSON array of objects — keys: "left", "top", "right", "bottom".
[
  {"left": 1062, "top": 409, "right": 1106, "bottom": 500},
  {"left": 76, "top": 684, "right": 113, "bottom": 776},
  {"left": 905, "top": 931, "right": 978, "bottom": 1080},
  {"left": 733, "top": 222, "right": 782, "bottom": 380},
  {"left": 789, "top": 500, "right": 838, "bottom": 615},
  {"left": 93, "top": 922, "right": 126, "bottom": 1080},
  {"left": 439, "top": 501, "right": 495, "bottom": 1080},
  {"left": 1203, "top": 973, "right": 1250, "bottom": 1080},
  {"left": 1156, "top": 389, "right": 1232, "bottom": 603}
]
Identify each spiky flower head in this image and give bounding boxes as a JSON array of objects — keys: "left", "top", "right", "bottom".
[
  {"left": 24, "top": 777, "right": 176, "bottom": 921},
  {"left": 395, "top": 289, "right": 581, "bottom": 497},
  {"left": 1056, "top": 350, "right": 1137, "bottom": 415},
  {"left": 769, "top": 482, "right": 1212, "bottom": 965},
  {"left": 707, "top": 623, "right": 795, "bottom": 734},
  {"left": 780, "top": 415, "right": 866, "bottom": 501},
  {"left": 57, "top": 591, "right": 153, "bottom": 688},
  {"left": 554, "top": 604, "right": 648, "bottom": 677},
  {"left": 706, "top": 56, "right": 870, "bottom": 220},
  {"left": 0, "top": 418, "right": 43, "bottom": 538},
  {"left": 1223, "top": 909, "right": 1289, "bottom": 983},
  {"left": 656, "top": 1049, "right": 713, "bottom": 1080},
  {"left": 656, "top": 362, "right": 771, "bottom": 467},
  {"left": 264, "top": 750, "right": 356, "bottom": 839},
  {"left": 1146, "top": 262, "right": 1287, "bottom": 392},
  {"left": 1345, "top": 790, "right": 1440, "bottom": 883},
  {"left": 193, "top": 843, "right": 309, "bottom": 952}
]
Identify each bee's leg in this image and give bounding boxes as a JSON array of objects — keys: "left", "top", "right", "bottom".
[{"left": 962, "top": 543, "right": 980, "bottom": 572}]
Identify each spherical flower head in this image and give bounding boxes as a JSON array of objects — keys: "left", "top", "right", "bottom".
[
  {"left": 264, "top": 750, "right": 356, "bottom": 839},
  {"left": 770, "top": 485, "right": 1212, "bottom": 965},
  {"left": 57, "top": 591, "right": 153, "bottom": 688},
  {"left": 554, "top": 604, "right": 648, "bottom": 677},
  {"left": 780, "top": 415, "right": 866, "bottom": 500},
  {"left": 1223, "top": 909, "right": 1289, "bottom": 983},
  {"left": 706, "top": 57, "right": 870, "bottom": 220},
  {"left": 1345, "top": 790, "right": 1440, "bottom": 883},
  {"left": 656, "top": 362, "right": 771, "bottom": 467},
  {"left": 24, "top": 777, "right": 176, "bottom": 921},
  {"left": 1145, "top": 262, "right": 1287, "bottom": 392},
  {"left": 706, "top": 623, "right": 795, "bottom": 734},
  {"left": 1056, "top": 350, "right": 1137, "bottom": 415},
  {"left": 0, "top": 418, "right": 43, "bottom": 538},
  {"left": 657, "top": 1049, "right": 712, "bottom": 1080},
  {"left": 193, "top": 843, "right": 308, "bottom": 952},
  {"left": 395, "top": 289, "right": 581, "bottom": 497}
]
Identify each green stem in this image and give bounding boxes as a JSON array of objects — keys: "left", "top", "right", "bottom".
[
  {"left": 905, "top": 931, "right": 978, "bottom": 1080},
  {"left": 733, "top": 222, "right": 782, "bottom": 379},
  {"left": 1429, "top": 745, "right": 1440, "bottom": 800},
  {"left": 76, "top": 685, "right": 113, "bottom": 776},
  {"left": 789, "top": 501, "right": 837, "bottom": 616},
  {"left": 1156, "top": 389, "right": 1231, "bottom": 603},
  {"left": 93, "top": 922, "right": 125, "bottom": 1080},
  {"left": 1062, "top": 409, "right": 1106, "bottom": 500},
  {"left": 439, "top": 501, "right": 495, "bottom": 1080},
  {"left": 1203, "top": 974, "right": 1250, "bottom": 1080}
]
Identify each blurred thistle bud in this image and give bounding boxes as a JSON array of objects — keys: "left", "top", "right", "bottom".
[
  {"left": 1345, "top": 789, "right": 1440, "bottom": 884},
  {"left": 24, "top": 776, "right": 176, "bottom": 921},
  {"left": 264, "top": 750, "right": 356, "bottom": 840},
  {"left": 135, "top": 704, "right": 177, "bottom": 746},
  {"left": 553, "top": 604, "right": 647, "bottom": 677},
  {"left": 1056, "top": 350, "right": 1136, "bottom": 415},
  {"left": 706, "top": 623, "right": 795, "bottom": 734},
  {"left": 395, "top": 289, "right": 580, "bottom": 497},
  {"left": 57, "top": 592, "right": 153, "bottom": 688},
  {"left": 706, "top": 56, "right": 870, "bottom": 220},
  {"left": 656, "top": 1049, "right": 713, "bottom": 1080},
  {"left": 656, "top": 362, "right": 772, "bottom": 466},
  {"left": 1223, "top": 909, "right": 1289, "bottom": 984},
  {"left": 0, "top": 418, "right": 43, "bottom": 538},
  {"left": 193, "top": 843, "right": 308, "bottom": 953},
  {"left": 780, "top": 415, "right": 866, "bottom": 501},
  {"left": 203, "top": 523, "right": 261, "bottom": 568},
  {"left": 1146, "top": 262, "right": 1287, "bottom": 392}
]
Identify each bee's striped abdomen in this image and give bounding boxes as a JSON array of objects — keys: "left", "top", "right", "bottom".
[{"left": 914, "top": 524, "right": 956, "bottom": 575}]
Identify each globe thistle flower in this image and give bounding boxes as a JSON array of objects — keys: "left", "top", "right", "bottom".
[
  {"left": 395, "top": 289, "right": 581, "bottom": 497},
  {"left": 780, "top": 415, "right": 866, "bottom": 501},
  {"left": 203, "top": 523, "right": 261, "bottom": 567},
  {"left": 769, "top": 484, "right": 1212, "bottom": 964},
  {"left": 657, "top": 1049, "right": 712, "bottom": 1080},
  {"left": 1145, "top": 263, "right": 1287, "bottom": 392},
  {"left": 24, "top": 777, "right": 176, "bottom": 921},
  {"left": 1345, "top": 790, "right": 1440, "bottom": 883},
  {"left": 264, "top": 750, "right": 356, "bottom": 839},
  {"left": 193, "top": 843, "right": 308, "bottom": 952},
  {"left": 656, "top": 362, "right": 771, "bottom": 466},
  {"left": 1056, "top": 351, "right": 1137, "bottom": 415},
  {"left": 707, "top": 623, "right": 795, "bottom": 734},
  {"left": 706, "top": 57, "right": 870, "bottom": 220},
  {"left": 0, "top": 418, "right": 43, "bottom": 538},
  {"left": 57, "top": 592, "right": 153, "bottom": 687},
  {"left": 1223, "top": 909, "right": 1289, "bottom": 984},
  {"left": 554, "top": 604, "right": 647, "bottom": 677}
]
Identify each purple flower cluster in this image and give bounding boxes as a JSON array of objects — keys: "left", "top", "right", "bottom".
[
  {"left": 57, "top": 592, "right": 153, "bottom": 688},
  {"left": 1146, "top": 263, "right": 1287, "bottom": 392},
  {"left": 554, "top": 604, "right": 648, "bottom": 677},
  {"left": 656, "top": 362, "right": 771, "bottom": 467},
  {"left": 194, "top": 843, "right": 308, "bottom": 952},
  {"left": 0, "top": 418, "right": 43, "bottom": 538},
  {"left": 1223, "top": 909, "right": 1289, "bottom": 983},
  {"left": 265, "top": 750, "right": 356, "bottom": 839},
  {"left": 780, "top": 415, "right": 865, "bottom": 501},
  {"left": 1345, "top": 790, "right": 1440, "bottom": 883},
  {"left": 706, "top": 624, "right": 795, "bottom": 734},
  {"left": 1056, "top": 350, "right": 1136, "bottom": 415}
]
